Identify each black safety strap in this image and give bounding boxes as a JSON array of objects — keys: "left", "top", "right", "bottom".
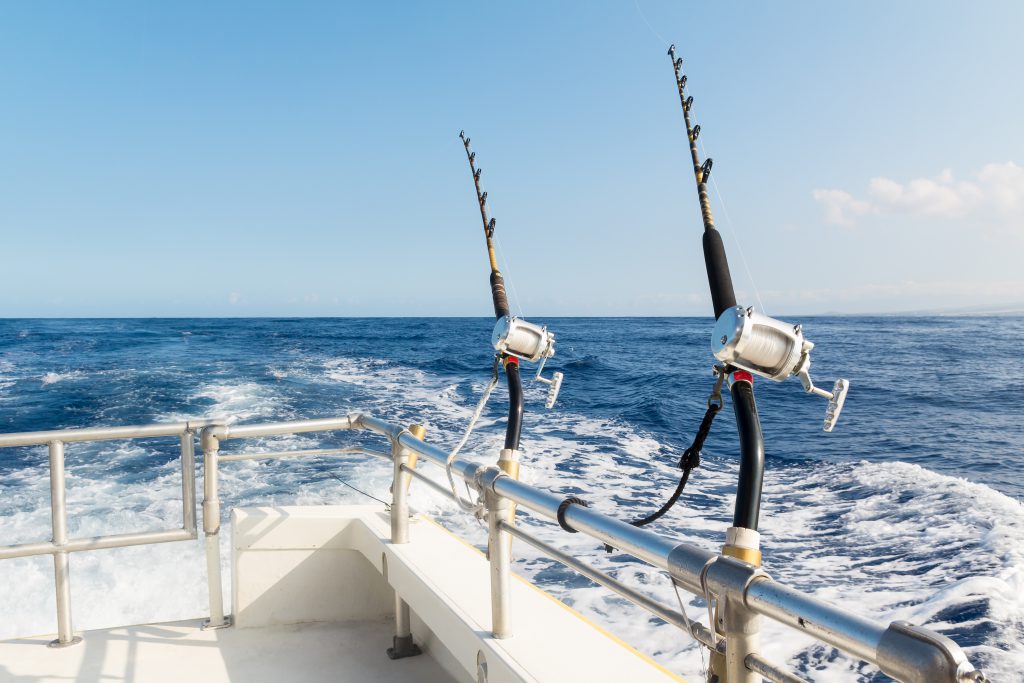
[
  {"left": 629, "top": 401, "right": 719, "bottom": 529},
  {"left": 605, "top": 372, "right": 724, "bottom": 552}
]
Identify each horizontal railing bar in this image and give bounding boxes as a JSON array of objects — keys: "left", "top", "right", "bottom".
[
  {"left": 218, "top": 416, "right": 358, "bottom": 439},
  {"left": 0, "top": 420, "right": 218, "bottom": 448},
  {"left": 66, "top": 528, "right": 195, "bottom": 553},
  {"left": 0, "top": 540, "right": 56, "bottom": 560},
  {"left": 0, "top": 528, "right": 194, "bottom": 560},
  {"left": 397, "top": 430, "right": 479, "bottom": 480},
  {"left": 496, "top": 464, "right": 890, "bottom": 668},
  {"left": 745, "top": 576, "right": 884, "bottom": 665},
  {"left": 745, "top": 654, "right": 809, "bottom": 683},
  {"left": 499, "top": 520, "right": 718, "bottom": 650},
  {"left": 356, "top": 414, "right": 404, "bottom": 441},
  {"left": 393, "top": 429, "right": 714, "bottom": 585},
  {"left": 218, "top": 447, "right": 391, "bottom": 463},
  {"left": 491, "top": 475, "right": 701, "bottom": 572},
  {"left": 330, "top": 417, "right": 978, "bottom": 679},
  {"left": 401, "top": 464, "right": 459, "bottom": 502},
  {"left": 394, "top": 429, "right": 897, "bottom": 673}
]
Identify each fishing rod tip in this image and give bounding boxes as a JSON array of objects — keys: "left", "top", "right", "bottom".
[{"left": 667, "top": 44, "right": 675, "bottom": 56}]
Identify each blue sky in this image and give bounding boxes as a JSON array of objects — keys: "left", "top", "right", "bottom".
[{"left": 1, "top": 2, "right": 1021, "bottom": 317}]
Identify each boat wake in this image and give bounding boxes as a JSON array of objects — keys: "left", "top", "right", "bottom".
[{"left": 0, "top": 318, "right": 1021, "bottom": 681}]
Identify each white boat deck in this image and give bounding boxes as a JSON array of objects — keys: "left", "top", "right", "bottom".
[
  {"left": 0, "top": 618, "right": 455, "bottom": 683},
  {"left": 0, "top": 506, "right": 686, "bottom": 683}
]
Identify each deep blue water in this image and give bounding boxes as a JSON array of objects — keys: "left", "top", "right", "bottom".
[
  {"left": 2, "top": 317, "right": 1021, "bottom": 496},
  {"left": 0, "top": 316, "right": 1021, "bottom": 681}
]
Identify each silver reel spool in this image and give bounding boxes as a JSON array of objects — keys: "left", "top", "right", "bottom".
[
  {"left": 711, "top": 306, "right": 849, "bottom": 431},
  {"left": 492, "top": 316, "right": 564, "bottom": 408}
]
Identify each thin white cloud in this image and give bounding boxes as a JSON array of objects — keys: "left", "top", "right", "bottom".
[
  {"left": 811, "top": 189, "right": 872, "bottom": 227},
  {"left": 813, "top": 162, "right": 1024, "bottom": 232},
  {"left": 868, "top": 167, "right": 984, "bottom": 217}
]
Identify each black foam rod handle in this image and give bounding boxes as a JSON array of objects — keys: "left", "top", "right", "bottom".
[{"left": 702, "top": 228, "right": 737, "bottom": 319}]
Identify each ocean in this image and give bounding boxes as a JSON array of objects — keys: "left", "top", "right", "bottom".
[{"left": 0, "top": 316, "right": 1021, "bottom": 681}]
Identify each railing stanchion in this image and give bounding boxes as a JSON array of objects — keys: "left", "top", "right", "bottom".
[
  {"left": 387, "top": 425, "right": 424, "bottom": 659},
  {"left": 485, "top": 475, "right": 512, "bottom": 639},
  {"left": 47, "top": 440, "right": 81, "bottom": 648},
  {"left": 723, "top": 593, "right": 762, "bottom": 682},
  {"left": 180, "top": 431, "right": 197, "bottom": 534},
  {"left": 200, "top": 427, "right": 230, "bottom": 629}
]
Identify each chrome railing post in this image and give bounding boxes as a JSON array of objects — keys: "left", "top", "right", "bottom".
[
  {"left": 47, "top": 440, "right": 81, "bottom": 648},
  {"left": 387, "top": 426, "right": 422, "bottom": 660},
  {"left": 200, "top": 426, "right": 230, "bottom": 629},
  {"left": 704, "top": 555, "right": 764, "bottom": 683},
  {"left": 723, "top": 595, "right": 761, "bottom": 682},
  {"left": 484, "top": 469, "right": 512, "bottom": 639},
  {"left": 180, "top": 431, "right": 197, "bottom": 534},
  {"left": 390, "top": 432, "right": 411, "bottom": 544}
]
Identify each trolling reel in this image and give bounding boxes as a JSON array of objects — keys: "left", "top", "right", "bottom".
[
  {"left": 492, "top": 316, "right": 564, "bottom": 408},
  {"left": 711, "top": 306, "right": 849, "bottom": 432}
]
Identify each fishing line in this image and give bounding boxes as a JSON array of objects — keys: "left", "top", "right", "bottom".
[
  {"left": 626, "top": 6, "right": 769, "bottom": 314},
  {"left": 632, "top": 0, "right": 670, "bottom": 47},
  {"left": 325, "top": 472, "right": 390, "bottom": 508},
  {"left": 672, "top": 580, "right": 709, "bottom": 679},
  {"left": 689, "top": 102, "right": 766, "bottom": 313},
  {"left": 444, "top": 357, "right": 501, "bottom": 513},
  {"left": 493, "top": 225, "right": 525, "bottom": 318}
]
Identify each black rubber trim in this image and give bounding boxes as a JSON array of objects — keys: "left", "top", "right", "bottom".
[{"left": 556, "top": 496, "right": 589, "bottom": 533}]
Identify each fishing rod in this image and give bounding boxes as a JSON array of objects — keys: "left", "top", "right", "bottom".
[
  {"left": 667, "top": 44, "right": 849, "bottom": 682},
  {"left": 456, "top": 130, "right": 564, "bottom": 484},
  {"left": 667, "top": 45, "right": 764, "bottom": 543}
]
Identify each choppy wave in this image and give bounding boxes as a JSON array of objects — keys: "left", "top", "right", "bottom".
[
  {"left": 0, "top": 317, "right": 1022, "bottom": 681},
  {"left": 40, "top": 370, "right": 84, "bottom": 386}
]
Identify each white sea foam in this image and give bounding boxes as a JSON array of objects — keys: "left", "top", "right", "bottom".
[
  {"left": 0, "top": 357, "right": 1020, "bottom": 681},
  {"left": 0, "top": 360, "right": 14, "bottom": 396},
  {"left": 158, "top": 381, "right": 287, "bottom": 424},
  {"left": 40, "top": 370, "right": 83, "bottom": 386}
]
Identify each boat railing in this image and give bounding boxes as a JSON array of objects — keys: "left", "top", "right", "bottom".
[{"left": 0, "top": 415, "right": 985, "bottom": 683}]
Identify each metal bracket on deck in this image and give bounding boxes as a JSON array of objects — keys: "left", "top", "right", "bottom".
[{"left": 386, "top": 634, "right": 422, "bottom": 660}]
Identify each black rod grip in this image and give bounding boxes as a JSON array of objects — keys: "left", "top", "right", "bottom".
[
  {"left": 504, "top": 361, "right": 524, "bottom": 450},
  {"left": 490, "top": 271, "right": 510, "bottom": 320},
  {"left": 730, "top": 380, "right": 764, "bottom": 530},
  {"left": 702, "top": 228, "right": 737, "bottom": 319}
]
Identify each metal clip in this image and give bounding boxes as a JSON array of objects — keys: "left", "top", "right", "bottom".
[
  {"left": 684, "top": 95, "right": 694, "bottom": 111},
  {"left": 474, "top": 168, "right": 482, "bottom": 181},
  {"left": 708, "top": 366, "right": 726, "bottom": 409},
  {"left": 667, "top": 44, "right": 676, "bottom": 58},
  {"left": 469, "top": 152, "right": 476, "bottom": 163},
  {"left": 675, "top": 58, "right": 683, "bottom": 70},
  {"left": 480, "top": 191, "right": 487, "bottom": 204},
  {"left": 701, "top": 158, "right": 713, "bottom": 183},
  {"left": 680, "top": 74, "right": 687, "bottom": 89},
  {"left": 486, "top": 218, "right": 496, "bottom": 237},
  {"left": 692, "top": 124, "right": 701, "bottom": 141}
]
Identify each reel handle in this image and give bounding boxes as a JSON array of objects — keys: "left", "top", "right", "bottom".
[
  {"left": 540, "top": 371, "right": 563, "bottom": 409},
  {"left": 798, "top": 370, "right": 849, "bottom": 432}
]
